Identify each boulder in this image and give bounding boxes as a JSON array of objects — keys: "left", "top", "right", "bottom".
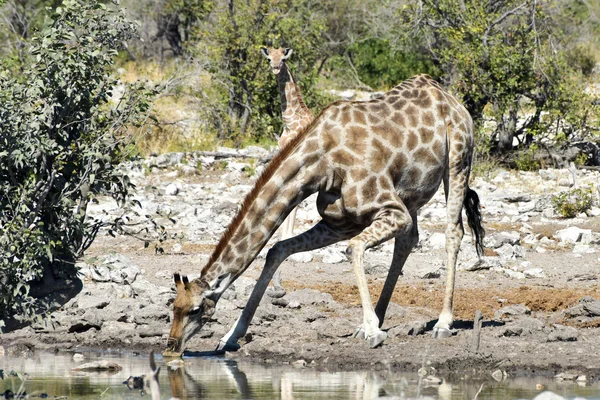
[{"left": 555, "top": 227, "right": 591, "bottom": 243}]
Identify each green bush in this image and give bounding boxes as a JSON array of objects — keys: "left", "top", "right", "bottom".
[
  {"left": 552, "top": 187, "right": 595, "bottom": 218},
  {"left": 0, "top": 0, "right": 148, "bottom": 328}
]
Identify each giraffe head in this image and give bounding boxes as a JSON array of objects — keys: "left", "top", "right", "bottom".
[
  {"left": 163, "top": 272, "right": 231, "bottom": 356},
  {"left": 260, "top": 47, "right": 293, "bottom": 75}
]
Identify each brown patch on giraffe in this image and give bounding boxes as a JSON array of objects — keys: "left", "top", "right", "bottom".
[
  {"left": 346, "top": 127, "right": 369, "bottom": 156},
  {"left": 236, "top": 223, "right": 249, "bottom": 239},
  {"left": 421, "top": 110, "right": 435, "bottom": 127},
  {"left": 323, "top": 128, "right": 341, "bottom": 150},
  {"left": 371, "top": 138, "right": 393, "bottom": 168},
  {"left": 454, "top": 141, "right": 465, "bottom": 152},
  {"left": 350, "top": 167, "right": 369, "bottom": 182},
  {"left": 368, "top": 102, "right": 388, "bottom": 114},
  {"left": 329, "top": 107, "right": 340, "bottom": 121},
  {"left": 407, "top": 167, "right": 423, "bottom": 183},
  {"left": 367, "top": 113, "right": 381, "bottom": 125},
  {"left": 236, "top": 239, "right": 248, "bottom": 254},
  {"left": 432, "top": 139, "right": 445, "bottom": 159},
  {"left": 406, "top": 106, "right": 419, "bottom": 127},
  {"left": 331, "top": 149, "right": 358, "bottom": 166},
  {"left": 391, "top": 112, "right": 406, "bottom": 127},
  {"left": 420, "top": 127, "right": 435, "bottom": 144},
  {"left": 362, "top": 176, "right": 378, "bottom": 199},
  {"left": 414, "top": 92, "right": 432, "bottom": 109},
  {"left": 388, "top": 130, "right": 404, "bottom": 148},
  {"left": 406, "top": 131, "right": 419, "bottom": 151},
  {"left": 302, "top": 138, "right": 319, "bottom": 154},
  {"left": 344, "top": 186, "right": 359, "bottom": 208},
  {"left": 377, "top": 192, "right": 393, "bottom": 204},
  {"left": 353, "top": 110, "right": 367, "bottom": 125},
  {"left": 390, "top": 153, "right": 408, "bottom": 177},
  {"left": 436, "top": 103, "right": 450, "bottom": 119},
  {"left": 340, "top": 108, "right": 352, "bottom": 125},
  {"left": 414, "top": 147, "right": 438, "bottom": 166},
  {"left": 371, "top": 121, "right": 395, "bottom": 141},
  {"left": 378, "top": 175, "right": 393, "bottom": 191}
]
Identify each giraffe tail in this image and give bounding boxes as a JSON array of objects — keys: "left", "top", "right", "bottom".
[{"left": 464, "top": 187, "right": 485, "bottom": 258}]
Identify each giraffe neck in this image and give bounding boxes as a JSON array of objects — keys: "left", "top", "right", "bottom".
[
  {"left": 201, "top": 140, "right": 322, "bottom": 284},
  {"left": 276, "top": 63, "right": 311, "bottom": 130}
]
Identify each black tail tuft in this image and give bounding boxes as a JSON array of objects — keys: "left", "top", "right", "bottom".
[{"left": 464, "top": 188, "right": 485, "bottom": 257}]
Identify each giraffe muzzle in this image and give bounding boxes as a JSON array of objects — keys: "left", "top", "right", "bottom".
[{"left": 163, "top": 337, "right": 183, "bottom": 357}]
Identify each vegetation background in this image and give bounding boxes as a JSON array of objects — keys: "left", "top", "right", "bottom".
[{"left": 0, "top": 0, "right": 598, "bottom": 327}]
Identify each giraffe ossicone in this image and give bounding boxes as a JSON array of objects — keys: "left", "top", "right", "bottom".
[{"left": 163, "top": 74, "right": 485, "bottom": 356}]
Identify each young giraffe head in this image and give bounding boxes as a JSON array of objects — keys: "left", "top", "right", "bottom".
[
  {"left": 260, "top": 47, "right": 293, "bottom": 75},
  {"left": 163, "top": 273, "right": 227, "bottom": 356}
]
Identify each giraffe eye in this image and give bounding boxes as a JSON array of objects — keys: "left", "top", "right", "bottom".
[{"left": 188, "top": 305, "right": 202, "bottom": 316}]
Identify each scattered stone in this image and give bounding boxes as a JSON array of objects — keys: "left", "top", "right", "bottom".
[
  {"left": 502, "top": 193, "right": 532, "bottom": 203},
  {"left": 496, "top": 244, "right": 524, "bottom": 260},
  {"left": 365, "top": 263, "right": 389, "bottom": 276},
  {"left": 486, "top": 231, "right": 521, "bottom": 248},
  {"left": 292, "top": 359, "right": 307, "bottom": 368},
  {"left": 71, "top": 360, "right": 122, "bottom": 372},
  {"left": 285, "top": 289, "right": 337, "bottom": 308},
  {"left": 287, "top": 301, "right": 301, "bottom": 309},
  {"left": 555, "top": 227, "right": 591, "bottom": 243},
  {"left": 548, "top": 325, "right": 579, "bottom": 342},
  {"left": 288, "top": 253, "right": 313, "bottom": 263},
  {"left": 503, "top": 269, "right": 525, "bottom": 279},
  {"left": 573, "top": 244, "right": 595, "bottom": 254},
  {"left": 73, "top": 353, "right": 84, "bottom": 362},
  {"left": 491, "top": 369, "right": 505, "bottom": 382},
  {"left": 165, "top": 183, "right": 180, "bottom": 196},
  {"left": 524, "top": 268, "right": 546, "bottom": 278},
  {"left": 0, "top": 346, "right": 4, "bottom": 357},
  {"left": 271, "top": 297, "right": 289, "bottom": 308},
  {"left": 554, "top": 372, "right": 578, "bottom": 381},
  {"left": 422, "top": 376, "right": 442, "bottom": 384},
  {"left": 563, "top": 297, "right": 600, "bottom": 318},
  {"left": 388, "top": 320, "right": 427, "bottom": 338},
  {"left": 495, "top": 304, "right": 531, "bottom": 319},
  {"left": 501, "top": 326, "right": 524, "bottom": 337},
  {"left": 533, "top": 391, "right": 567, "bottom": 400},
  {"left": 461, "top": 257, "right": 501, "bottom": 271},
  {"left": 427, "top": 232, "right": 446, "bottom": 249},
  {"left": 320, "top": 248, "right": 346, "bottom": 264},
  {"left": 538, "top": 170, "right": 556, "bottom": 180},
  {"left": 576, "top": 375, "right": 587, "bottom": 382}
]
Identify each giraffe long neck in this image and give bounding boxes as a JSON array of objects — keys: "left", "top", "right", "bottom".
[
  {"left": 276, "top": 64, "right": 312, "bottom": 130},
  {"left": 201, "top": 138, "right": 324, "bottom": 284}
]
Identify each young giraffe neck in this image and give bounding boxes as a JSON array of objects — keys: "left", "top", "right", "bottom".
[
  {"left": 276, "top": 63, "right": 311, "bottom": 130},
  {"left": 201, "top": 135, "right": 322, "bottom": 284}
]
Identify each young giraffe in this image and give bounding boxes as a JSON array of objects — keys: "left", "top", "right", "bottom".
[
  {"left": 163, "top": 74, "right": 484, "bottom": 356},
  {"left": 260, "top": 46, "right": 315, "bottom": 293}
]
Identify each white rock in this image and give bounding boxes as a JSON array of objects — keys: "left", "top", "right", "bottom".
[
  {"left": 320, "top": 248, "right": 346, "bottom": 264},
  {"left": 535, "top": 246, "right": 547, "bottom": 253},
  {"left": 590, "top": 207, "right": 600, "bottom": 217},
  {"left": 165, "top": 183, "right": 180, "bottom": 196},
  {"left": 555, "top": 227, "right": 591, "bottom": 243},
  {"left": 539, "top": 170, "right": 556, "bottom": 180},
  {"left": 573, "top": 244, "right": 595, "bottom": 254},
  {"left": 460, "top": 257, "right": 502, "bottom": 271},
  {"left": 427, "top": 232, "right": 446, "bottom": 249},
  {"left": 289, "top": 253, "right": 313, "bottom": 263},
  {"left": 524, "top": 268, "right": 545, "bottom": 278},
  {"left": 533, "top": 391, "right": 567, "bottom": 400},
  {"left": 503, "top": 269, "right": 526, "bottom": 279}
]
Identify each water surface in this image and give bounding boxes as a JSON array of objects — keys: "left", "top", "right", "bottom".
[{"left": 0, "top": 351, "right": 598, "bottom": 399}]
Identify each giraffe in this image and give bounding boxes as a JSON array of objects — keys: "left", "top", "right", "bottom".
[
  {"left": 163, "top": 74, "right": 485, "bottom": 356},
  {"left": 260, "top": 46, "right": 315, "bottom": 293}
]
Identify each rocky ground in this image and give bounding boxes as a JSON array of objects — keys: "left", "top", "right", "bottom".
[{"left": 2, "top": 147, "right": 600, "bottom": 384}]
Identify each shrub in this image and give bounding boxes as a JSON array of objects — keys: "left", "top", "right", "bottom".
[
  {"left": 0, "top": 0, "right": 148, "bottom": 328},
  {"left": 552, "top": 187, "right": 594, "bottom": 218}
]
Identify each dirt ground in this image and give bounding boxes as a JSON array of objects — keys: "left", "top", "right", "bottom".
[{"left": 3, "top": 165, "right": 600, "bottom": 383}]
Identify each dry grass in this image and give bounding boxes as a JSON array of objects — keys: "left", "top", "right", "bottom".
[{"left": 284, "top": 281, "right": 600, "bottom": 321}]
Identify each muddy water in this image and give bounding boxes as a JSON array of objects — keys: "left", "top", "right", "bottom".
[{"left": 0, "top": 351, "right": 599, "bottom": 399}]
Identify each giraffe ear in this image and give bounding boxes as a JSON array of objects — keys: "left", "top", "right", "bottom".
[
  {"left": 260, "top": 47, "right": 270, "bottom": 59},
  {"left": 282, "top": 48, "right": 293, "bottom": 59}
]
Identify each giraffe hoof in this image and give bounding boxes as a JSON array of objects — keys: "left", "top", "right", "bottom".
[
  {"left": 352, "top": 326, "right": 366, "bottom": 340},
  {"left": 216, "top": 341, "right": 241, "bottom": 352},
  {"left": 367, "top": 331, "right": 387, "bottom": 348},
  {"left": 432, "top": 327, "right": 454, "bottom": 339}
]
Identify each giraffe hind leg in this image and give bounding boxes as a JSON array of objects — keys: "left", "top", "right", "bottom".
[
  {"left": 433, "top": 139, "right": 470, "bottom": 339},
  {"left": 353, "top": 213, "right": 418, "bottom": 339},
  {"left": 347, "top": 198, "right": 413, "bottom": 348}
]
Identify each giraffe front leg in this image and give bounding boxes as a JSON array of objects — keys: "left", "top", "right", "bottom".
[
  {"left": 217, "top": 221, "right": 354, "bottom": 351},
  {"left": 348, "top": 203, "right": 413, "bottom": 348}
]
